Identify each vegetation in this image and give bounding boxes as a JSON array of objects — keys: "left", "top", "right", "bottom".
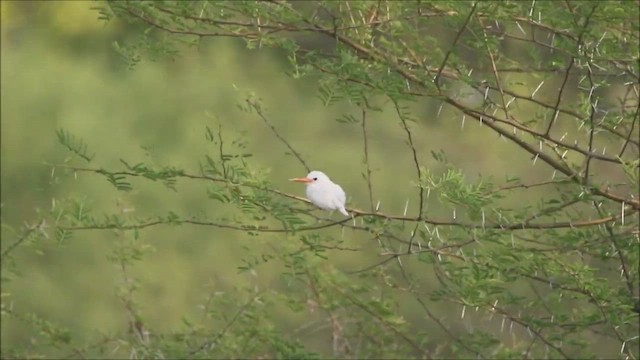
[{"left": 2, "top": 1, "right": 638, "bottom": 359}]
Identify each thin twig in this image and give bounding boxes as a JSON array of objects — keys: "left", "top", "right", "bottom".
[
  {"left": 545, "top": 4, "right": 598, "bottom": 136},
  {"left": 1, "top": 221, "right": 43, "bottom": 260},
  {"left": 476, "top": 15, "right": 510, "bottom": 119},
  {"left": 360, "top": 104, "right": 375, "bottom": 211},
  {"left": 434, "top": 2, "right": 478, "bottom": 88},
  {"left": 246, "top": 99, "right": 311, "bottom": 172},
  {"left": 392, "top": 101, "right": 424, "bottom": 253},
  {"left": 218, "top": 124, "right": 228, "bottom": 178},
  {"left": 189, "top": 294, "right": 261, "bottom": 356},
  {"left": 619, "top": 106, "right": 639, "bottom": 157},
  {"left": 332, "top": 285, "right": 426, "bottom": 356}
]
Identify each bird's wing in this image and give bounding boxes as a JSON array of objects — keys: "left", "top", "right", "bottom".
[
  {"left": 334, "top": 184, "right": 349, "bottom": 216},
  {"left": 334, "top": 184, "right": 346, "bottom": 207}
]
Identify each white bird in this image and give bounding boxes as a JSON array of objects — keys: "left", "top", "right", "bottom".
[{"left": 289, "top": 170, "right": 349, "bottom": 216}]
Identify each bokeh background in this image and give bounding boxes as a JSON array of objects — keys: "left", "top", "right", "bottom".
[{"left": 2, "top": 1, "right": 633, "bottom": 357}]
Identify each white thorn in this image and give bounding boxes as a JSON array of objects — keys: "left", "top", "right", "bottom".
[
  {"left": 479, "top": 116, "right": 483, "bottom": 126},
  {"left": 461, "top": 306, "right": 466, "bottom": 319},
  {"left": 461, "top": 115, "right": 466, "bottom": 130},
  {"left": 559, "top": 132, "right": 568, "bottom": 142},
  {"left": 484, "top": 87, "right": 489, "bottom": 100},
  {"left": 501, "top": 316, "right": 506, "bottom": 332},
  {"left": 592, "top": 62, "right": 607, "bottom": 71},
  {"left": 516, "top": 21, "right": 526, "bottom": 36},
  {"left": 532, "top": 153, "right": 539, "bottom": 165},
  {"left": 453, "top": 208, "right": 456, "bottom": 220},
  {"left": 532, "top": 81, "right": 544, "bottom": 98},
  {"left": 621, "top": 202, "right": 625, "bottom": 226},
  {"left": 529, "top": 0, "right": 536, "bottom": 17},
  {"left": 403, "top": 199, "right": 409, "bottom": 216},
  {"left": 551, "top": 170, "right": 557, "bottom": 180},
  {"left": 578, "top": 74, "right": 587, "bottom": 85},
  {"left": 437, "top": 103, "right": 444, "bottom": 118},
  {"left": 375, "top": 201, "right": 381, "bottom": 211}
]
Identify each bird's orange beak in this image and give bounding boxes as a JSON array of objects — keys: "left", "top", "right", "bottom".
[{"left": 289, "top": 177, "right": 313, "bottom": 183}]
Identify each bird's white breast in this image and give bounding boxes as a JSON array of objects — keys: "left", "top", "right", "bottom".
[{"left": 306, "top": 181, "right": 346, "bottom": 211}]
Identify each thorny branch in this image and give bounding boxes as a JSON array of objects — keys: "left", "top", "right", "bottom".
[
  {"left": 476, "top": 15, "right": 510, "bottom": 120},
  {"left": 392, "top": 101, "right": 424, "bottom": 253},
  {"left": 434, "top": 1, "right": 477, "bottom": 88},
  {"left": 544, "top": 4, "right": 599, "bottom": 136},
  {"left": 52, "top": 164, "right": 638, "bottom": 232},
  {"left": 443, "top": 98, "right": 640, "bottom": 210}
]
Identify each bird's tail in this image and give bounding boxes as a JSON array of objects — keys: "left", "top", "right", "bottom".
[{"left": 338, "top": 207, "right": 349, "bottom": 217}]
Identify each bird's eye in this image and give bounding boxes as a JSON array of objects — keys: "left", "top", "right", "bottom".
[{"left": 313, "top": 177, "right": 318, "bottom": 181}]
